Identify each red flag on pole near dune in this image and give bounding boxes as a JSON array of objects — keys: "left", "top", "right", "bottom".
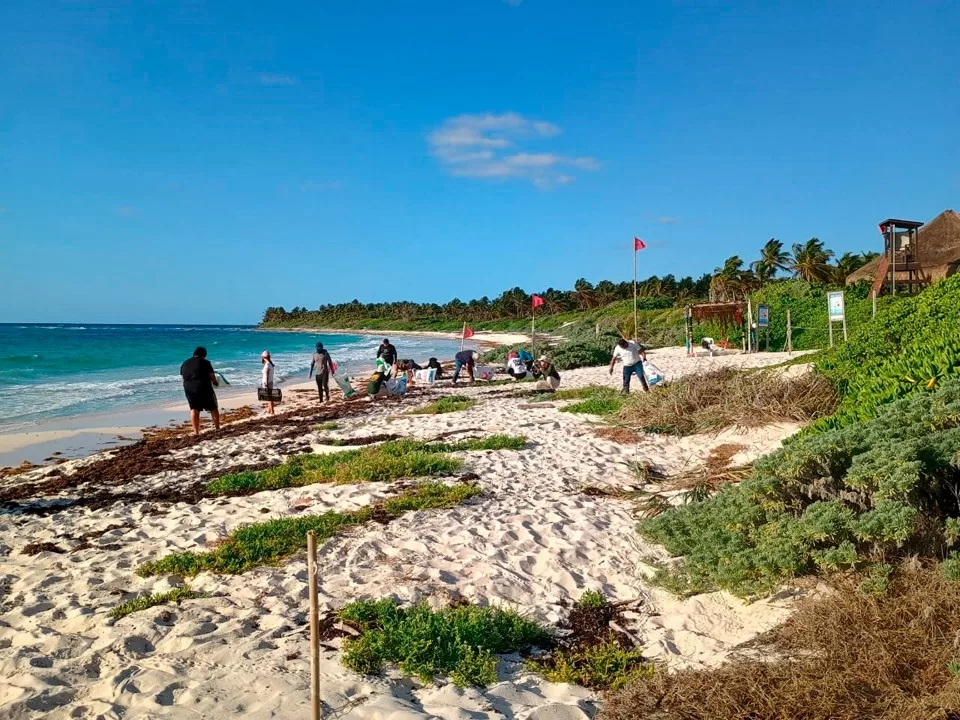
[
  {"left": 462, "top": 325, "right": 475, "bottom": 339},
  {"left": 634, "top": 236, "right": 646, "bottom": 251},
  {"left": 532, "top": 295, "right": 544, "bottom": 309}
]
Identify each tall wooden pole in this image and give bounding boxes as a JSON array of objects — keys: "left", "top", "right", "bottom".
[
  {"left": 633, "top": 246, "right": 638, "bottom": 342},
  {"left": 786, "top": 310, "right": 792, "bottom": 354},
  {"left": 307, "top": 531, "right": 320, "bottom": 720}
]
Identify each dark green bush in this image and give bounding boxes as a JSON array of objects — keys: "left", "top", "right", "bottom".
[{"left": 640, "top": 378, "right": 960, "bottom": 598}]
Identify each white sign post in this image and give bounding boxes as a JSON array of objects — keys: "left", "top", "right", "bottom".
[
  {"left": 827, "top": 291, "right": 847, "bottom": 347},
  {"left": 757, "top": 305, "right": 770, "bottom": 351}
]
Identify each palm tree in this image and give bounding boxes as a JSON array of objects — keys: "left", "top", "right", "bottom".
[
  {"left": 790, "top": 238, "right": 835, "bottom": 283},
  {"left": 831, "top": 252, "right": 862, "bottom": 285},
  {"left": 711, "top": 255, "right": 748, "bottom": 301},
  {"left": 750, "top": 239, "right": 790, "bottom": 285}
]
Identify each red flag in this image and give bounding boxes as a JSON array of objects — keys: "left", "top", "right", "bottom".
[
  {"left": 532, "top": 294, "right": 544, "bottom": 309},
  {"left": 634, "top": 236, "right": 646, "bottom": 251},
  {"left": 878, "top": 224, "right": 887, "bottom": 235},
  {"left": 462, "top": 325, "right": 475, "bottom": 339}
]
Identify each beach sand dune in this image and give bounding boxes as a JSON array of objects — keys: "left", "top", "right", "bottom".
[{"left": 0, "top": 347, "right": 810, "bottom": 719}]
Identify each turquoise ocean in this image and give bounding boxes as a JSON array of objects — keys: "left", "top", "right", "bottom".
[{"left": 0, "top": 324, "right": 466, "bottom": 430}]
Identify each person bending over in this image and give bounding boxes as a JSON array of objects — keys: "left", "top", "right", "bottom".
[
  {"left": 609, "top": 338, "right": 649, "bottom": 394},
  {"left": 426, "top": 357, "right": 444, "bottom": 379},
  {"left": 180, "top": 346, "right": 220, "bottom": 435},
  {"left": 452, "top": 350, "right": 478, "bottom": 384},
  {"left": 309, "top": 342, "right": 334, "bottom": 402}
]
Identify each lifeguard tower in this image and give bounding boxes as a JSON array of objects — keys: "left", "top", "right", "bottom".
[{"left": 873, "top": 218, "right": 927, "bottom": 296}]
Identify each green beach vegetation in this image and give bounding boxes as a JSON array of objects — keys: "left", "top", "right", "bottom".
[
  {"left": 205, "top": 435, "right": 526, "bottom": 496},
  {"left": 137, "top": 481, "right": 480, "bottom": 577},
  {"left": 632, "top": 276, "right": 960, "bottom": 598},
  {"left": 406, "top": 394, "right": 476, "bottom": 415},
  {"left": 338, "top": 598, "right": 550, "bottom": 687},
  {"left": 110, "top": 586, "right": 205, "bottom": 619}
]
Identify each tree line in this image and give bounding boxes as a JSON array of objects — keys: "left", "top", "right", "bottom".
[{"left": 262, "top": 238, "right": 879, "bottom": 325}]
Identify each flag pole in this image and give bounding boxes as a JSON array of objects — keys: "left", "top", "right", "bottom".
[
  {"left": 531, "top": 305, "right": 536, "bottom": 360},
  {"left": 633, "top": 242, "right": 638, "bottom": 342}
]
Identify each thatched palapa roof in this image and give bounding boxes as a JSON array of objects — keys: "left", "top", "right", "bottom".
[{"left": 847, "top": 209, "right": 960, "bottom": 285}]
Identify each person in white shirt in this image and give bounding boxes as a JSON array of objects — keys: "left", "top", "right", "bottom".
[
  {"left": 506, "top": 354, "right": 528, "bottom": 380},
  {"left": 261, "top": 350, "right": 276, "bottom": 415},
  {"left": 608, "top": 338, "right": 649, "bottom": 394}
]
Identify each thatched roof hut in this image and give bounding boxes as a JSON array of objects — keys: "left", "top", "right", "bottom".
[{"left": 847, "top": 209, "right": 960, "bottom": 286}]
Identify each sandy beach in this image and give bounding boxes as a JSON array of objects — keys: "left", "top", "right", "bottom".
[{"left": 0, "top": 347, "right": 810, "bottom": 719}]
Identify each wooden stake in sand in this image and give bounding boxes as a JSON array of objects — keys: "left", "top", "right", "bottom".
[{"left": 307, "top": 531, "right": 320, "bottom": 720}]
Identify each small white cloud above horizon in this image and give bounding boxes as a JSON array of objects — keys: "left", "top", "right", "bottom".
[
  {"left": 300, "top": 181, "right": 342, "bottom": 192},
  {"left": 428, "top": 113, "right": 599, "bottom": 188},
  {"left": 258, "top": 72, "right": 297, "bottom": 86}
]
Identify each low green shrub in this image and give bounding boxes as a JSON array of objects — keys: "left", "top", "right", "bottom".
[
  {"left": 339, "top": 599, "right": 549, "bottom": 687},
  {"left": 557, "top": 386, "right": 624, "bottom": 416},
  {"left": 640, "top": 378, "right": 960, "bottom": 598},
  {"left": 110, "top": 586, "right": 205, "bottom": 619},
  {"left": 407, "top": 395, "right": 475, "bottom": 415},
  {"left": 138, "top": 482, "right": 480, "bottom": 576},
  {"left": 535, "top": 638, "right": 653, "bottom": 690}
]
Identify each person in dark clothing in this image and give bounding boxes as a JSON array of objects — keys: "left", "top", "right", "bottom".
[
  {"left": 398, "top": 359, "right": 422, "bottom": 372},
  {"left": 532, "top": 356, "right": 561, "bottom": 391},
  {"left": 427, "top": 357, "right": 444, "bottom": 379},
  {"left": 180, "top": 346, "right": 220, "bottom": 435},
  {"left": 377, "top": 338, "right": 398, "bottom": 367},
  {"left": 309, "top": 342, "right": 334, "bottom": 402},
  {"left": 452, "top": 350, "right": 478, "bottom": 384}
]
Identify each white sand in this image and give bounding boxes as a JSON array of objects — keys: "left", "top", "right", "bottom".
[{"left": 0, "top": 347, "right": 813, "bottom": 719}]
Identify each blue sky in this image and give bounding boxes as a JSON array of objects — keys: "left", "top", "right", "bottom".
[{"left": 1, "top": 0, "right": 958, "bottom": 324}]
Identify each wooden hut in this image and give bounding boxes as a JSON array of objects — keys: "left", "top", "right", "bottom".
[{"left": 847, "top": 209, "right": 960, "bottom": 293}]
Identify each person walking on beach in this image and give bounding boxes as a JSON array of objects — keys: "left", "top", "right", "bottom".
[
  {"left": 309, "top": 342, "right": 333, "bottom": 402},
  {"left": 261, "top": 350, "right": 276, "bottom": 415},
  {"left": 180, "top": 346, "right": 220, "bottom": 435},
  {"left": 452, "top": 349, "right": 478, "bottom": 384},
  {"left": 377, "top": 338, "right": 398, "bottom": 376},
  {"left": 609, "top": 338, "right": 649, "bottom": 394}
]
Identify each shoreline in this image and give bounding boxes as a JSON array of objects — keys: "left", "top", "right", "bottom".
[
  {"left": 0, "top": 330, "right": 526, "bottom": 469},
  {"left": 258, "top": 326, "right": 530, "bottom": 347}
]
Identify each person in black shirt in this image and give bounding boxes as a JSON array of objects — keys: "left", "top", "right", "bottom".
[
  {"left": 426, "top": 357, "right": 444, "bottom": 379},
  {"left": 180, "top": 346, "right": 220, "bottom": 435},
  {"left": 376, "top": 338, "right": 398, "bottom": 376}
]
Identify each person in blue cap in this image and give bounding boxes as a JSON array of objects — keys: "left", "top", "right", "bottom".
[{"left": 309, "top": 342, "right": 334, "bottom": 402}]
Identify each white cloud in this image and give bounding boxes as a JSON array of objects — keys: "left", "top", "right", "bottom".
[
  {"left": 428, "top": 113, "right": 598, "bottom": 188},
  {"left": 258, "top": 72, "right": 297, "bottom": 86}
]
